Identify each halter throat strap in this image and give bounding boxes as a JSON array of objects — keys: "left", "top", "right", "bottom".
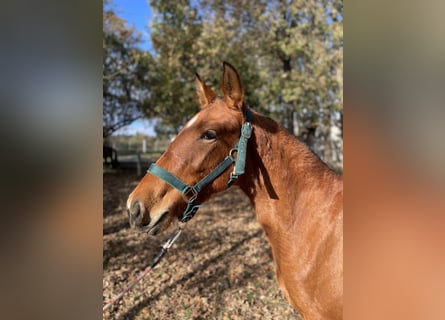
[{"left": 147, "top": 108, "right": 253, "bottom": 223}]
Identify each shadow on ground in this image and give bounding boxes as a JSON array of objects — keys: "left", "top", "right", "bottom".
[{"left": 103, "top": 171, "right": 299, "bottom": 320}]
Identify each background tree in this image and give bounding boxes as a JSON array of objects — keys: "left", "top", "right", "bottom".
[
  {"left": 146, "top": 0, "right": 203, "bottom": 134},
  {"left": 103, "top": 0, "right": 154, "bottom": 139},
  {"left": 103, "top": 0, "right": 343, "bottom": 168},
  {"left": 255, "top": 0, "right": 343, "bottom": 163},
  {"left": 145, "top": 0, "right": 343, "bottom": 168}
]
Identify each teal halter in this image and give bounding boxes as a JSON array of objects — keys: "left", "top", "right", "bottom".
[{"left": 147, "top": 109, "right": 253, "bottom": 223}]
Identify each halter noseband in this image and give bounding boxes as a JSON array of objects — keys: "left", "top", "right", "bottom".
[{"left": 147, "top": 108, "right": 253, "bottom": 223}]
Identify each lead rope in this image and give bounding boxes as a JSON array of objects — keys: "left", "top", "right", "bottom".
[{"left": 103, "top": 226, "right": 184, "bottom": 312}]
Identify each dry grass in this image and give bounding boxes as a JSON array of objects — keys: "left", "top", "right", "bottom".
[{"left": 103, "top": 171, "right": 299, "bottom": 319}]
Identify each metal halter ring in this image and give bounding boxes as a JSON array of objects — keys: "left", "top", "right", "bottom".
[
  {"left": 182, "top": 186, "right": 198, "bottom": 203},
  {"left": 229, "top": 148, "right": 238, "bottom": 159}
]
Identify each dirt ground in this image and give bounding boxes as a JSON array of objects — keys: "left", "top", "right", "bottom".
[{"left": 103, "top": 171, "right": 299, "bottom": 319}]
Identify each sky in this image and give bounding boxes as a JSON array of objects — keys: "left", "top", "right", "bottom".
[
  {"left": 112, "top": 0, "right": 153, "bottom": 52},
  {"left": 111, "top": 0, "right": 156, "bottom": 136}
]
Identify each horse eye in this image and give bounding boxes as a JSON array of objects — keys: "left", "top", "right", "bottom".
[{"left": 200, "top": 130, "right": 217, "bottom": 140}]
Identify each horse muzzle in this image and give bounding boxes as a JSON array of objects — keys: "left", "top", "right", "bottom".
[{"left": 128, "top": 199, "right": 149, "bottom": 229}]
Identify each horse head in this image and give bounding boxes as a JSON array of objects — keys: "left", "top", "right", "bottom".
[{"left": 127, "top": 62, "right": 248, "bottom": 235}]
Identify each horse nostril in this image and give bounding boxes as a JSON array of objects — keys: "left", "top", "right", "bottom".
[
  {"left": 129, "top": 200, "right": 146, "bottom": 226},
  {"left": 129, "top": 201, "right": 141, "bottom": 218}
]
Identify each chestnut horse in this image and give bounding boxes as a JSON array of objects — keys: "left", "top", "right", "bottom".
[{"left": 127, "top": 62, "right": 343, "bottom": 319}]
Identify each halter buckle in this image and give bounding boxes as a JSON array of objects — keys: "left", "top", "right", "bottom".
[{"left": 182, "top": 186, "right": 198, "bottom": 203}]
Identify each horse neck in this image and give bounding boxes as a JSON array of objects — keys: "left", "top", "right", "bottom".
[{"left": 238, "top": 111, "right": 341, "bottom": 234}]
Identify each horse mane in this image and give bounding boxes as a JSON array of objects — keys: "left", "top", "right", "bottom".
[{"left": 250, "top": 110, "right": 339, "bottom": 178}]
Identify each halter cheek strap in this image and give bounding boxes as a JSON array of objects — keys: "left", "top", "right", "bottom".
[{"left": 147, "top": 108, "right": 253, "bottom": 223}]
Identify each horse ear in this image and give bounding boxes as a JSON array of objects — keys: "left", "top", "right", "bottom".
[
  {"left": 195, "top": 73, "right": 216, "bottom": 108},
  {"left": 221, "top": 61, "right": 244, "bottom": 111}
]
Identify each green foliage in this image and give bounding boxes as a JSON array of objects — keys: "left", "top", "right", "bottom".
[
  {"left": 103, "top": 1, "right": 155, "bottom": 138},
  {"left": 146, "top": 0, "right": 342, "bottom": 167},
  {"left": 102, "top": 0, "right": 343, "bottom": 167},
  {"left": 147, "top": 0, "right": 343, "bottom": 119},
  {"left": 145, "top": 1, "right": 204, "bottom": 133}
]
